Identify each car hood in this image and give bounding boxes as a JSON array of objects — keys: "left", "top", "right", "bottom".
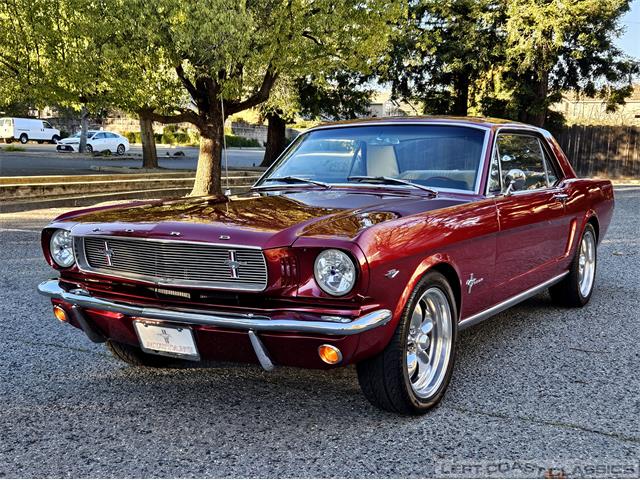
[
  {"left": 58, "top": 138, "right": 80, "bottom": 144},
  {"left": 62, "top": 189, "right": 470, "bottom": 249}
]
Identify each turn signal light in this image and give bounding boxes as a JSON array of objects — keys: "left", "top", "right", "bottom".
[
  {"left": 53, "top": 305, "right": 68, "bottom": 323},
  {"left": 318, "top": 344, "right": 342, "bottom": 365}
]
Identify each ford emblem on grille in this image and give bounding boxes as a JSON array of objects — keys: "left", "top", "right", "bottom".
[{"left": 98, "top": 240, "right": 115, "bottom": 266}]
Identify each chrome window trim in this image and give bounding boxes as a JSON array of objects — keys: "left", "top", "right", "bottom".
[
  {"left": 485, "top": 127, "right": 564, "bottom": 198},
  {"left": 254, "top": 121, "right": 491, "bottom": 196},
  {"left": 73, "top": 235, "right": 268, "bottom": 292}
]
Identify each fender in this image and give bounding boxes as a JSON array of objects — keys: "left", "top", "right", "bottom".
[{"left": 393, "top": 253, "right": 462, "bottom": 325}]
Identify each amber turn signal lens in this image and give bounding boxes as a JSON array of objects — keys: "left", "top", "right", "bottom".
[
  {"left": 318, "top": 344, "right": 342, "bottom": 365},
  {"left": 53, "top": 305, "right": 68, "bottom": 323}
]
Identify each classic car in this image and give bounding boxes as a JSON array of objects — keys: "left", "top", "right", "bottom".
[{"left": 38, "top": 117, "right": 614, "bottom": 414}]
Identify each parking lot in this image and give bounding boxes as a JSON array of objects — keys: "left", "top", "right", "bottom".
[
  {"left": 0, "top": 143, "right": 265, "bottom": 176},
  {"left": 0, "top": 186, "right": 638, "bottom": 477}
]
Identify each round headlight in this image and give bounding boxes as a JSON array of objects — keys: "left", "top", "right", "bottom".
[
  {"left": 313, "top": 249, "right": 357, "bottom": 296},
  {"left": 50, "top": 229, "right": 75, "bottom": 268}
]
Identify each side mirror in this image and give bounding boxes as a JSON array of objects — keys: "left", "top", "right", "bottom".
[{"left": 504, "top": 168, "right": 526, "bottom": 195}]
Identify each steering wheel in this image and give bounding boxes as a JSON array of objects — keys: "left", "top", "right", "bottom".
[{"left": 423, "top": 176, "right": 451, "bottom": 183}]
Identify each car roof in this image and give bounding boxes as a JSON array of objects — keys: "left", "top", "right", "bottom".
[{"left": 308, "top": 115, "right": 539, "bottom": 132}]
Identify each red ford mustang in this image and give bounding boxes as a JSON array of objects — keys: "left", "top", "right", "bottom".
[{"left": 39, "top": 117, "right": 614, "bottom": 413}]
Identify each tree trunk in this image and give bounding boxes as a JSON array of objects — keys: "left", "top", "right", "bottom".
[
  {"left": 520, "top": 71, "right": 549, "bottom": 127},
  {"left": 79, "top": 105, "right": 89, "bottom": 153},
  {"left": 260, "top": 112, "right": 287, "bottom": 167},
  {"left": 191, "top": 121, "right": 224, "bottom": 197},
  {"left": 451, "top": 75, "right": 469, "bottom": 116},
  {"left": 139, "top": 111, "right": 158, "bottom": 169}
]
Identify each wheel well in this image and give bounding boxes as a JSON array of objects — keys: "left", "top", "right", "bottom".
[
  {"left": 430, "top": 263, "right": 461, "bottom": 318},
  {"left": 587, "top": 216, "right": 599, "bottom": 241}
]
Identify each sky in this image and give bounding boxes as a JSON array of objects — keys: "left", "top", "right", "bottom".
[{"left": 617, "top": 0, "right": 640, "bottom": 59}]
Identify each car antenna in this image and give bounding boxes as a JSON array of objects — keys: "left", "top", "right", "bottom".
[{"left": 221, "top": 96, "right": 231, "bottom": 197}]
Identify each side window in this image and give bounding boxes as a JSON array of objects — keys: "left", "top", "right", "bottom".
[
  {"left": 43, "top": 121, "right": 52, "bottom": 129},
  {"left": 542, "top": 148, "right": 559, "bottom": 186},
  {"left": 496, "top": 134, "right": 548, "bottom": 192},
  {"left": 488, "top": 148, "right": 501, "bottom": 193},
  {"left": 93, "top": 132, "right": 105, "bottom": 139}
]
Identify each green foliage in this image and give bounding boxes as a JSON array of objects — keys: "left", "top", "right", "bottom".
[
  {"left": 224, "top": 135, "right": 261, "bottom": 148},
  {"left": 384, "top": 0, "right": 638, "bottom": 126},
  {"left": 1, "top": 145, "right": 26, "bottom": 152}
]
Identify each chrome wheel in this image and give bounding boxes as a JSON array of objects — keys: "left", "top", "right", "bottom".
[
  {"left": 406, "top": 287, "right": 453, "bottom": 399},
  {"left": 578, "top": 230, "right": 596, "bottom": 297}
]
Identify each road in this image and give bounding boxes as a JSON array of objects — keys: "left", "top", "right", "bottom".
[
  {"left": 0, "top": 187, "right": 638, "bottom": 477},
  {"left": 0, "top": 143, "right": 265, "bottom": 176}
]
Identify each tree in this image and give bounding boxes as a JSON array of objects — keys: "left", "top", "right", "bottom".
[
  {"left": 497, "top": 0, "right": 638, "bottom": 126},
  {"left": 119, "top": 0, "right": 401, "bottom": 196},
  {"left": 381, "top": 0, "right": 504, "bottom": 116},
  {"left": 260, "top": 71, "right": 374, "bottom": 167}
]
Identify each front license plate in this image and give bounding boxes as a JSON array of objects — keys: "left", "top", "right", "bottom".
[{"left": 133, "top": 321, "right": 200, "bottom": 361}]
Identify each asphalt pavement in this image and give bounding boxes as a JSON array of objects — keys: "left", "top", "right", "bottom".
[
  {"left": 0, "top": 187, "right": 638, "bottom": 478},
  {"left": 0, "top": 143, "right": 265, "bottom": 176}
]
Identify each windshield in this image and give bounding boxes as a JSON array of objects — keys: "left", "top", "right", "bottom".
[{"left": 259, "top": 125, "right": 487, "bottom": 192}]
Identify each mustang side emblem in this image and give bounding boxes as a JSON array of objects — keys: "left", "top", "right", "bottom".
[
  {"left": 224, "top": 250, "right": 248, "bottom": 278},
  {"left": 99, "top": 240, "right": 115, "bottom": 266},
  {"left": 466, "top": 273, "right": 484, "bottom": 293}
]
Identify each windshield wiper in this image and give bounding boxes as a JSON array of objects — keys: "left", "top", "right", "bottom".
[
  {"left": 347, "top": 176, "right": 438, "bottom": 196},
  {"left": 254, "top": 176, "right": 331, "bottom": 189}
]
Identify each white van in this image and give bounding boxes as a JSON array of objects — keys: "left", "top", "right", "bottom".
[{"left": 0, "top": 117, "right": 61, "bottom": 144}]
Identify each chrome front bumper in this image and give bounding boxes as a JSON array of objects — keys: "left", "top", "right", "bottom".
[{"left": 37, "top": 279, "right": 392, "bottom": 336}]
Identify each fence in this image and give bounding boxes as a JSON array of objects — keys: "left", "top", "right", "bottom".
[{"left": 555, "top": 125, "right": 640, "bottom": 179}]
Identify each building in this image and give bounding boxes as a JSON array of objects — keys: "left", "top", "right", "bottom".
[{"left": 552, "top": 85, "right": 640, "bottom": 126}]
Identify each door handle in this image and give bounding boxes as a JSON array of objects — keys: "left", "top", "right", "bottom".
[{"left": 553, "top": 193, "right": 569, "bottom": 203}]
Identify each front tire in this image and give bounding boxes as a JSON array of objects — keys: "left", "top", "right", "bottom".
[
  {"left": 106, "top": 340, "right": 176, "bottom": 367},
  {"left": 116, "top": 144, "right": 125, "bottom": 155},
  {"left": 51, "top": 135, "right": 60, "bottom": 144},
  {"left": 85, "top": 144, "right": 93, "bottom": 154},
  {"left": 357, "top": 271, "right": 457, "bottom": 414},
  {"left": 549, "top": 223, "right": 597, "bottom": 307}
]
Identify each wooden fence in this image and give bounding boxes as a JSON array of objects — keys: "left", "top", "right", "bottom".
[{"left": 555, "top": 125, "right": 640, "bottom": 179}]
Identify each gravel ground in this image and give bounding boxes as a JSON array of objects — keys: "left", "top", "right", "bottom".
[{"left": 0, "top": 187, "right": 638, "bottom": 478}]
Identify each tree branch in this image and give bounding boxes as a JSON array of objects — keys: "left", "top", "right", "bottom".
[
  {"left": 175, "top": 64, "right": 201, "bottom": 102},
  {"left": 226, "top": 67, "right": 278, "bottom": 114},
  {"left": 147, "top": 109, "right": 202, "bottom": 128},
  {"left": 302, "top": 31, "right": 323, "bottom": 47}
]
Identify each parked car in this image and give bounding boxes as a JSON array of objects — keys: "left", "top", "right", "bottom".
[
  {"left": 0, "top": 117, "right": 60, "bottom": 144},
  {"left": 38, "top": 117, "right": 614, "bottom": 413},
  {"left": 56, "top": 130, "right": 130, "bottom": 155}
]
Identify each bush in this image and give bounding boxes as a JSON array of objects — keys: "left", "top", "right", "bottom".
[
  {"left": 224, "top": 135, "right": 261, "bottom": 148},
  {"left": 2, "top": 145, "right": 26, "bottom": 152}
]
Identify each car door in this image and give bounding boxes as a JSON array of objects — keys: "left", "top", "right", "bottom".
[
  {"left": 91, "top": 132, "right": 106, "bottom": 151},
  {"left": 490, "top": 131, "right": 572, "bottom": 301},
  {"left": 42, "top": 121, "right": 56, "bottom": 141}
]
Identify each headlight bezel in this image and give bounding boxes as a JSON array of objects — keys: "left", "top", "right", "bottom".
[
  {"left": 313, "top": 248, "right": 358, "bottom": 297},
  {"left": 49, "top": 229, "right": 75, "bottom": 268}
]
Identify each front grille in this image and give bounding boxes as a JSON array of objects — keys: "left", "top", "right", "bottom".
[{"left": 75, "top": 236, "right": 268, "bottom": 291}]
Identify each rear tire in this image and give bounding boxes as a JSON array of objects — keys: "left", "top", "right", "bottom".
[
  {"left": 357, "top": 271, "right": 457, "bottom": 414},
  {"left": 106, "top": 340, "right": 177, "bottom": 367},
  {"left": 19, "top": 133, "right": 28, "bottom": 144},
  {"left": 549, "top": 223, "right": 597, "bottom": 307}
]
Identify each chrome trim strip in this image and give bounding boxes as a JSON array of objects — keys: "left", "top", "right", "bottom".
[
  {"left": 72, "top": 234, "right": 263, "bottom": 250},
  {"left": 73, "top": 235, "right": 268, "bottom": 292},
  {"left": 38, "top": 279, "right": 392, "bottom": 336},
  {"left": 458, "top": 272, "right": 569, "bottom": 330}
]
